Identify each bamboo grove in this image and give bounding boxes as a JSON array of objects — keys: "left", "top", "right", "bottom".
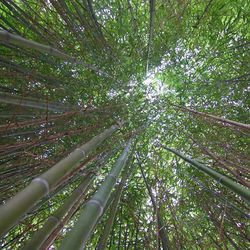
[{"left": 0, "top": 0, "right": 249, "bottom": 249}]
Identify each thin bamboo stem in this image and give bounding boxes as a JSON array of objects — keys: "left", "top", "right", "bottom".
[
  {"left": 137, "top": 155, "right": 172, "bottom": 250},
  {"left": 174, "top": 104, "right": 250, "bottom": 131},
  {"left": 160, "top": 145, "right": 250, "bottom": 203},
  {"left": 146, "top": 0, "right": 155, "bottom": 74}
]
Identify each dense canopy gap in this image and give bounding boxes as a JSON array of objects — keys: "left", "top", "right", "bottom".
[{"left": 0, "top": 0, "right": 249, "bottom": 249}]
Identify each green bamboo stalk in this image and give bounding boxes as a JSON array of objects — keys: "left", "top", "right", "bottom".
[
  {"left": 0, "top": 92, "right": 71, "bottom": 112},
  {"left": 160, "top": 145, "right": 250, "bottom": 203},
  {"left": 177, "top": 105, "right": 250, "bottom": 131},
  {"left": 0, "top": 30, "right": 73, "bottom": 60},
  {"left": 0, "top": 30, "right": 110, "bottom": 77},
  {"left": 96, "top": 162, "right": 134, "bottom": 250},
  {"left": 59, "top": 139, "right": 133, "bottom": 250},
  {"left": 0, "top": 124, "right": 119, "bottom": 236},
  {"left": 23, "top": 174, "right": 94, "bottom": 250},
  {"left": 42, "top": 184, "right": 116, "bottom": 250},
  {"left": 40, "top": 196, "right": 84, "bottom": 250}
]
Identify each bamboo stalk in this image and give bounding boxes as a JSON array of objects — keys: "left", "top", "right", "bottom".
[
  {"left": 160, "top": 145, "right": 250, "bottom": 203},
  {"left": 1, "top": 0, "right": 44, "bottom": 37},
  {"left": 0, "top": 92, "right": 71, "bottom": 112},
  {"left": 23, "top": 173, "right": 94, "bottom": 250},
  {"left": 190, "top": 137, "right": 250, "bottom": 188},
  {"left": 96, "top": 160, "right": 134, "bottom": 249},
  {"left": 0, "top": 124, "right": 119, "bottom": 236},
  {"left": 0, "top": 30, "right": 73, "bottom": 60},
  {"left": 146, "top": 0, "right": 155, "bottom": 74},
  {"left": 0, "top": 30, "right": 111, "bottom": 77},
  {"left": 174, "top": 104, "right": 250, "bottom": 131},
  {"left": 59, "top": 138, "right": 133, "bottom": 250},
  {"left": 41, "top": 182, "right": 115, "bottom": 250},
  {"left": 40, "top": 197, "right": 83, "bottom": 250},
  {"left": 86, "top": 0, "right": 108, "bottom": 49}
]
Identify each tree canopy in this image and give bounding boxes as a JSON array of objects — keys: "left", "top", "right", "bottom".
[{"left": 0, "top": 0, "right": 249, "bottom": 249}]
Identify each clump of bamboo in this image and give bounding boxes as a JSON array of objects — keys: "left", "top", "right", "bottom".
[
  {"left": 23, "top": 173, "right": 94, "bottom": 250},
  {"left": 0, "top": 124, "right": 119, "bottom": 236}
]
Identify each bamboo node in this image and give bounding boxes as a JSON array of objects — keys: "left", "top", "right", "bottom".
[
  {"left": 32, "top": 177, "right": 50, "bottom": 194},
  {"left": 50, "top": 215, "right": 60, "bottom": 224},
  {"left": 87, "top": 199, "right": 104, "bottom": 216},
  {"left": 217, "top": 176, "right": 224, "bottom": 184},
  {"left": 76, "top": 148, "right": 86, "bottom": 157},
  {"left": 3, "top": 30, "right": 11, "bottom": 42}
]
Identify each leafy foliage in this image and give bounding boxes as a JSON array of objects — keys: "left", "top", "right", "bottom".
[{"left": 0, "top": 0, "right": 249, "bottom": 249}]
